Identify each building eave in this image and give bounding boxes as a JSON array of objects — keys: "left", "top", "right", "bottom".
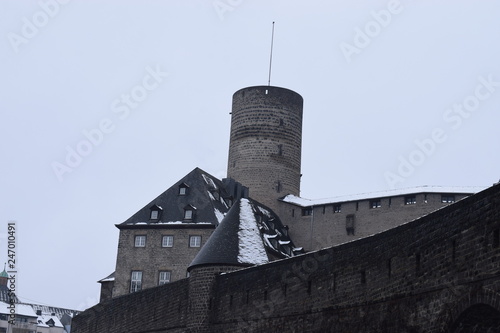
[{"left": 115, "top": 223, "right": 216, "bottom": 230}]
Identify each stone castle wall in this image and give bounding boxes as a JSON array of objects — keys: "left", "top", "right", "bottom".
[
  {"left": 278, "top": 192, "right": 471, "bottom": 251},
  {"left": 73, "top": 279, "right": 189, "bottom": 333},
  {"left": 74, "top": 184, "right": 500, "bottom": 332}
]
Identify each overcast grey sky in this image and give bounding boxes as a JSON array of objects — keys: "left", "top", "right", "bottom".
[{"left": 1, "top": 0, "right": 499, "bottom": 310}]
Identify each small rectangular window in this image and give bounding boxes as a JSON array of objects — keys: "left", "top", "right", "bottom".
[
  {"left": 162, "top": 235, "right": 174, "bottom": 247},
  {"left": 150, "top": 210, "right": 159, "bottom": 220},
  {"left": 405, "top": 196, "right": 416, "bottom": 205},
  {"left": 302, "top": 208, "right": 313, "bottom": 216},
  {"left": 130, "top": 271, "right": 142, "bottom": 293},
  {"left": 158, "top": 271, "right": 171, "bottom": 285},
  {"left": 370, "top": 199, "right": 381, "bottom": 209},
  {"left": 184, "top": 209, "right": 193, "bottom": 220},
  {"left": 333, "top": 204, "right": 341, "bottom": 213},
  {"left": 134, "top": 235, "right": 146, "bottom": 247},
  {"left": 441, "top": 194, "right": 455, "bottom": 203},
  {"left": 346, "top": 214, "right": 355, "bottom": 235},
  {"left": 179, "top": 187, "right": 187, "bottom": 195},
  {"left": 189, "top": 235, "right": 201, "bottom": 248}
]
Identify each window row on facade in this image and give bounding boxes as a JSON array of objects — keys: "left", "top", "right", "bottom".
[
  {"left": 149, "top": 203, "right": 197, "bottom": 221},
  {"left": 134, "top": 235, "right": 201, "bottom": 248},
  {"left": 130, "top": 270, "right": 171, "bottom": 293},
  {"left": 297, "top": 194, "right": 457, "bottom": 216}
]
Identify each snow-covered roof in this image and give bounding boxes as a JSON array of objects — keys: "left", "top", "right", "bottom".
[
  {"left": 0, "top": 302, "right": 37, "bottom": 317},
  {"left": 237, "top": 199, "right": 269, "bottom": 265},
  {"left": 98, "top": 271, "right": 115, "bottom": 283},
  {"left": 37, "top": 313, "right": 63, "bottom": 328},
  {"left": 281, "top": 185, "right": 486, "bottom": 207},
  {"left": 188, "top": 198, "right": 303, "bottom": 270}
]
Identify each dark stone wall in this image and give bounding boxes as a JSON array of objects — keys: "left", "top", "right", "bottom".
[
  {"left": 209, "top": 184, "right": 500, "bottom": 332},
  {"left": 72, "top": 279, "right": 189, "bottom": 333},
  {"left": 279, "top": 192, "right": 471, "bottom": 251},
  {"left": 73, "top": 184, "right": 500, "bottom": 333}
]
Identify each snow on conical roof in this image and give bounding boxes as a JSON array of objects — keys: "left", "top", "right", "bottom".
[{"left": 188, "top": 198, "right": 269, "bottom": 270}]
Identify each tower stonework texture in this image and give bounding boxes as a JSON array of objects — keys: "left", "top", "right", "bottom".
[{"left": 227, "top": 86, "right": 303, "bottom": 211}]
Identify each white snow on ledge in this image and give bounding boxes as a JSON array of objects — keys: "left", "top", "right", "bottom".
[
  {"left": 237, "top": 199, "right": 269, "bottom": 265},
  {"left": 128, "top": 221, "right": 213, "bottom": 225},
  {"left": 282, "top": 185, "right": 487, "bottom": 207}
]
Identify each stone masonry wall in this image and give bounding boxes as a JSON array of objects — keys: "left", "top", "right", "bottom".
[
  {"left": 187, "top": 265, "right": 242, "bottom": 333},
  {"left": 227, "top": 86, "right": 303, "bottom": 211},
  {"left": 210, "top": 185, "right": 500, "bottom": 332},
  {"left": 279, "top": 192, "right": 470, "bottom": 251},
  {"left": 72, "top": 279, "right": 189, "bottom": 333},
  {"left": 113, "top": 226, "right": 214, "bottom": 297},
  {"left": 73, "top": 184, "right": 500, "bottom": 332}
]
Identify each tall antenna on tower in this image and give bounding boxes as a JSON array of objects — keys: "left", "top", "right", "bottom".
[{"left": 268, "top": 21, "right": 275, "bottom": 86}]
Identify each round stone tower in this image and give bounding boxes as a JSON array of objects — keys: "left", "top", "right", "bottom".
[{"left": 227, "top": 86, "right": 303, "bottom": 210}]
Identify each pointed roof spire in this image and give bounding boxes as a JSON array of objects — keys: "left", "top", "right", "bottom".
[
  {"left": 188, "top": 198, "right": 269, "bottom": 271},
  {"left": 0, "top": 263, "right": 8, "bottom": 278}
]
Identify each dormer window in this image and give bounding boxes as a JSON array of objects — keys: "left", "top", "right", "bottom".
[
  {"left": 184, "top": 205, "right": 196, "bottom": 221},
  {"left": 150, "top": 204, "right": 163, "bottom": 221},
  {"left": 179, "top": 183, "right": 189, "bottom": 196}
]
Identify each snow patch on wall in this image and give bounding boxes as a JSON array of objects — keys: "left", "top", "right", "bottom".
[{"left": 237, "top": 199, "right": 269, "bottom": 265}]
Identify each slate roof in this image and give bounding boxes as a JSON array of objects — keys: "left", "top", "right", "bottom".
[
  {"left": 117, "top": 168, "right": 232, "bottom": 229},
  {"left": 188, "top": 198, "right": 304, "bottom": 271}
]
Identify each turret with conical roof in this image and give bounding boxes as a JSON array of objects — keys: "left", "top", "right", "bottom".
[{"left": 186, "top": 197, "right": 304, "bottom": 332}]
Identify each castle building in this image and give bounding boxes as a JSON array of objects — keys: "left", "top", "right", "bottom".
[
  {"left": 74, "top": 84, "right": 500, "bottom": 333},
  {"left": 98, "top": 85, "right": 481, "bottom": 301},
  {"left": 103, "top": 165, "right": 303, "bottom": 301}
]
